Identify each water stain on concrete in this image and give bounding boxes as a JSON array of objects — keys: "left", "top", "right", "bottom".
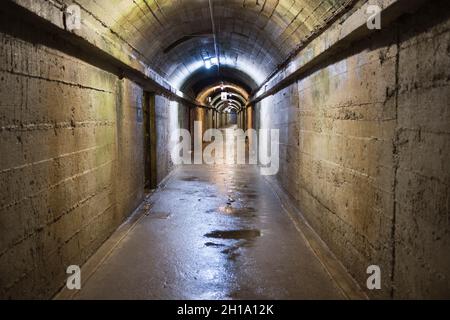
[
  {"left": 204, "top": 229, "right": 261, "bottom": 240},
  {"left": 204, "top": 242, "right": 226, "bottom": 248},
  {"left": 180, "top": 176, "right": 204, "bottom": 182},
  {"left": 218, "top": 205, "right": 256, "bottom": 216},
  {"left": 221, "top": 239, "right": 254, "bottom": 261}
]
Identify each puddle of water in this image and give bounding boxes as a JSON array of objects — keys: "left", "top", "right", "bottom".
[
  {"left": 204, "top": 242, "right": 226, "bottom": 248},
  {"left": 181, "top": 176, "right": 204, "bottom": 182},
  {"left": 204, "top": 229, "right": 261, "bottom": 240},
  {"left": 217, "top": 205, "right": 256, "bottom": 216},
  {"left": 224, "top": 251, "right": 240, "bottom": 261},
  {"left": 220, "top": 240, "right": 251, "bottom": 261}
]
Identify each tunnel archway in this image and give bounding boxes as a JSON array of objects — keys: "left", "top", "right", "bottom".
[
  {"left": 193, "top": 78, "right": 251, "bottom": 129},
  {"left": 70, "top": 0, "right": 351, "bottom": 92},
  {"left": 3, "top": 0, "right": 449, "bottom": 301}
]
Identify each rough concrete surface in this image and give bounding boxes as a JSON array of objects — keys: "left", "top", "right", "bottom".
[
  {"left": 0, "top": 30, "right": 190, "bottom": 298},
  {"left": 255, "top": 1, "right": 450, "bottom": 299},
  {"left": 0, "top": 0, "right": 449, "bottom": 300}
]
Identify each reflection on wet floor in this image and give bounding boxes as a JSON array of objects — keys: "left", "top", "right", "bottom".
[
  {"left": 204, "top": 242, "right": 226, "bottom": 248},
  {"left": 69, "top": 162, "right": 347, "bottom": 300},
  {"left": 204, "top": 229, "right": 261, "bottom": 240},
  {"left": 216, "top": 205, "right": 257, "bottom": 216},
  {"left": 204, "top": 229, "right": 261, "bottom": 262}
]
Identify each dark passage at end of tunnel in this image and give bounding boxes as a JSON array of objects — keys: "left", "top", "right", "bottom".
[{"left": 0, "top": 0, "right": 449, "bottom": 302}]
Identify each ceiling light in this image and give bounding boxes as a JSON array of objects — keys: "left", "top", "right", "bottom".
[{"left": 204, "top": 57, "right": 218, "bottom": 70}]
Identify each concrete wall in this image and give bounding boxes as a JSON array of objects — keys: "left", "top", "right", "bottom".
[
  {"left": 154, "top": 95, "right": 174, "bottom": 184},
  {"left": 255, "top": 1, "right": 450, "bottom": 299},
  {"left": 115, "top": 80, "right": 146, "bottom": 223},
  {"left": 154, "top": 96, "right": 191, "bottom": 184},
  {"left": 0, "top": 28, "right": 186, "bottom": 298}
]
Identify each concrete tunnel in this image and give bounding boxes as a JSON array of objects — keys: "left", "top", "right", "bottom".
[{"left": 0, "top": 0, "right": 449, "bottom": 301}]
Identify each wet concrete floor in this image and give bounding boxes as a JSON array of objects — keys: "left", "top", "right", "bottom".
[{"left": 63, "top": 161, "right": 351, "bottom": 299}]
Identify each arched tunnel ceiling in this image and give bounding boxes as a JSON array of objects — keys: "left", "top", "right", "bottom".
[
  {"left": 180, "top": 66, "right": 257, "bottom": 97},
  {"left": 196, "top": 82, "right": 249, "bottom": 111},
  {"left": 73, "top": 0, "right": 353, "bottom": 92}
]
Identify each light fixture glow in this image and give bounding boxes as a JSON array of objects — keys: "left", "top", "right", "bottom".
[
  {"left": 204, "top": 57, "right": 218, "bottom": 70},
  {"left": 169, "top": 55, "right": 266, "bottom": 90}
]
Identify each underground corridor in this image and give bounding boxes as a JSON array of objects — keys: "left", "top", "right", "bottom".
[{"left": 0, "top": 0, "right": 449, "bottom": 301}]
